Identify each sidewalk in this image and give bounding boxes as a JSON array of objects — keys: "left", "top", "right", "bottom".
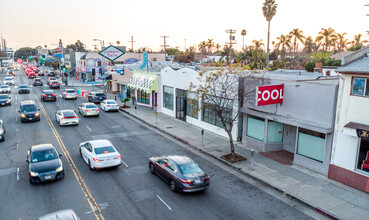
[{"left": 110, "top": 96, "right": 369, "bottom": 220}]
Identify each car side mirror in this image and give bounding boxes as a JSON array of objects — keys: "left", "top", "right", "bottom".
[
  {"left": 18, "top": 110, "right": 20, "bottom": 113},
  {"left": 59, "top": 154, "right": 63, "bottom": 157}
]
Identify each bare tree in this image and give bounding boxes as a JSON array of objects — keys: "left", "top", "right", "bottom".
[{"left": 189, "top": 67, "right": 265, "bottom": 161}]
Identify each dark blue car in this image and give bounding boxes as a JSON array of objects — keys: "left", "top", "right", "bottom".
[{"left": 0, "top": 94, "right": 11, "bottom": 106}]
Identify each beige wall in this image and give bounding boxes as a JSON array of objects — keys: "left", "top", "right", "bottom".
[{"left": 111, "top": 68, "right": 134, "bottom": 92}]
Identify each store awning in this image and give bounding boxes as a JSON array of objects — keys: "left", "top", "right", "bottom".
[
  {"left": 98, "top": 74, "right": 112, "bottom": 80},
  {"left": 127, "top": 71, "right": 158, "bottom": 93}
]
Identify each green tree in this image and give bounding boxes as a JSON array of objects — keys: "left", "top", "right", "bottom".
[
  {"left": 241, "top": 29, "right": 247, "bottom": 50},
  {"left": 303, "top": 36, "right": 314, "bottom": 54},
  {"left": 166, "top": 48, "right": 180, "bottom": 56},
  {"left": 289, "top": 28, "right": 305, "bottom": 55},
  {"left": 198, "top": 41, "right": 207, "bottom": 54},
  {"left": 315, "top": 28, "right": 336, "bottom": 52},
  {"left": 274, "top": 34, "right": 291, "bottom": 59},
  {"left": 66, "top": 40, "right": 86, "bottom": 52},
  {"left": 206, "top": 39, "right": 215, "bottom": 54},
  {"left": 262, "top": 0, "right": 278, "bottom": 67},
  {"left": 14, "top": 47, "right": 35, "bottom": 59},
  {"left": 336, "top": 33, "right": 348, "bottom": 51}
]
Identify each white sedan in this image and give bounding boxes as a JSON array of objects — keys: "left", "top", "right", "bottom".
[
  {"left": 100, "top": 99, "right": 119, "bottom": 112},
  {"left": 4, "top": 77, "right": 14, "bottom": 85},
  {"left": 78, "top": 103, "right": 100, "bottom": 117},
  {"left": 79, "top": 139, "right": 121, "bottom": 170},
  {"left": 55, "top": 110, "right": 79, "bottom": 126}
]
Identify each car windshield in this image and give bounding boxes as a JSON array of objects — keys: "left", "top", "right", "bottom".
[
  {"left": 4, "top": 78, "right": 11, "bottom": 81},
  {"left": 19, "top": 86, "right": 28, "bottom": 89},
  {"left": 21, "top": 105, "right": 37, "bottom": 112},
  {"left": 178, "top": 162, "right": 203, "bottom": 174},
  {"left": 94, "top": 146, "right": 116, "bottom": 155},
  {"left": 86, "top": 104, "right": 97, "bottom": 108},
  {"left": 66, "top": 90, "right": 75, "bottom": 93},
  {"left": 62, "top": 111, "right": 76, "bottom": 117},
  {"left": 31, "top": 149, "right": 58, "bottom": 163},
  {"left": 44, "top": 91, "right": 53, "bottom": 94},
  {"left": 1, "top": 85, "right": 8, "bottom": 88},
  {"left": 51, "top": 81, "right": 58, "bottom": 84},
  {"left": 35, "top": 79, "right": 41, "bottom": 82},
  {"left": 95, "top": 93, "right": 105, "bottom": 97},
  {"left": 0, "top": 95, "right": 8, "bottom": 99},
  {"left": 107, "top": 101, "right": 117, "bottom": 104}
]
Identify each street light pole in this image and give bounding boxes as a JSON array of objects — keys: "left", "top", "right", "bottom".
[{"left": 93, "top": 39, "right": 106, "bottom": 95}]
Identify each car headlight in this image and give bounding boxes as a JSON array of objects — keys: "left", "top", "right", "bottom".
[
  {"left": 6, "top": 100, "right": 10, "bottom": 103},
  {"left": 21, "top": 114, "right": 26, "bottom": 118},
  {"left": 30, "top": 171, "right": 38, "bottom": 177},
  {"left": 35, "top": 113, "right": 40, "bottom": 117},
  {"left": 0, "top": 129, "right": 3, "bottom": 135},
  {"left": 56, "top": 165, "right": 63, "bottom": 172}
]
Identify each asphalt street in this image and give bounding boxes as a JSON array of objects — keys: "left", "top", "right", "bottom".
[{"left": 0, "top": 68, "right": 321, "bottom": 220}]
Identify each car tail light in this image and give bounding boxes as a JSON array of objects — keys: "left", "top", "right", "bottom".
[
  {"left": 75, "top": 93, "right": 77, "bottom": 96},
  {"left": 180, "top": 178, "right": 193, "bottom": 184},
  {"left": 62, "top": 116, "right": 78, "bottom": 119},
  {"left": 203, "top": 175, "right": 210, "bottom": 181},
  {"left": 43, "top": 95, "right": 47, "bottom": 97},
  {"left": 107, "top": 105, "right": 110, "bottom": 107},
  {"left": 96, "top": 109, "right": 99, "bottom": 111},
  {"left": 115, "top": 155, "right": 121, "bottom": 159},
  {"left": 52, "top": 94, "right": 56, "bottom": 97},
  {"left": 85, "top": 109, "right": 90, "bottom": 112},
  {"left": 93, "top": 158, "right": 102, "bottom": 162},
  {"left": 65, "top": 93, "right": 68, "bottom": 96}
]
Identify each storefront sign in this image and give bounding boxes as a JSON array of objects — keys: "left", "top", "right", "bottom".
[
  {"left": 256, "top": 84, "right": 284, "bottom": 106},
  {"left": 99, "top": 46, "right": 125, "bottom": 61}
]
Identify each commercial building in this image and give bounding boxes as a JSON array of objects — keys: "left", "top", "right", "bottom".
[
  {"left": 329, "top": 47, "right": 369, "bottom": 192},
  {"left": 241, "top": 71, "right": 339, "bottom": 175}
]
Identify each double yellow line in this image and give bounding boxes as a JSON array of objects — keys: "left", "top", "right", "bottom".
[{"left": 35, "top": 95, "right": 105, "bottom": 220}]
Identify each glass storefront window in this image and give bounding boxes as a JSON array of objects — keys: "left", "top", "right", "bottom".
[
  {"left": 267, "top": 121, "right": 284, "bottom": 143},
  {"left": 137, "top": 89, "right": 150, "bottom": 104},
  {"left": 246, "top": 115, "right": 265, "bottom": 141},
  {"left": 163, "top": 86, "right": 174, "bottom": 110},
  {"left": 297, "top": 128, "right": 325, "bottom": 162}
]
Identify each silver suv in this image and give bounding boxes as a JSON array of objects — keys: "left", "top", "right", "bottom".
[{"left": 62, "top": 89, "right": 77, "bottom": 100}]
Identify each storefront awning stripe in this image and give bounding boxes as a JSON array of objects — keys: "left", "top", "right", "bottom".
[{"left": 127, "top": 70, "right": 158, "bottom": 92}]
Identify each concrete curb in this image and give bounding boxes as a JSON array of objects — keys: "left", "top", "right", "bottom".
[{"left": 119, "top": 108, "right": 340, "bottom": 220}]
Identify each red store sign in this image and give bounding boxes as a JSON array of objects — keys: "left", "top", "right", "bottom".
[{"left": 256, "top": 84, "right": 284, "bottom": 106}]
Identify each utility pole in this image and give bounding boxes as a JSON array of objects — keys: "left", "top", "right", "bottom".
[
  {"left": 225, "top": 29, "right": 236, "bottom": 63},
  {"left": 160, "top": 35, "right": 169, "bottom": 60},
  {"left": 129, "top": 36, "right": 136, "bottom": 52},
  {"left": 185, "top": 39, "right": 187, "bottom": 51}
]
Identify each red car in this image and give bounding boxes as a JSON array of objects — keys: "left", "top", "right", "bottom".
[{"left": 29, "top": 72, "right": 36, "bottom": 79}]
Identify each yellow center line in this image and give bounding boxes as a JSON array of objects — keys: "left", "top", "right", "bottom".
[{"left": 35, "top": 95, "right": 105, "bottom": 220}]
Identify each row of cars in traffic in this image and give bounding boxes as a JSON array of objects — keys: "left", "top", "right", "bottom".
[{"left": 2, "top": 64, "right": 210, "bottom": 196}]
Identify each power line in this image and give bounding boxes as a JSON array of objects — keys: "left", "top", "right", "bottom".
[
  {"left": 161, "top": 35, "right": 169, "bottom": 59},
  {"left": 225, "top": 29, "right": 236, "bottom": 62},
  {"left": 128, "top": 36, "right": 136, "bottom": 52}
]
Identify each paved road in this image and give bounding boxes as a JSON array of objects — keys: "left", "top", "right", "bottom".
[{"left": 0, "top": 67, "right": 323, "bottom": 219}]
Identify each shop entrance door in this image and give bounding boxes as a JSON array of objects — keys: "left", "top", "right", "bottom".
[{"left": 176, "top": 89, "right": 186, "bottom": 121}]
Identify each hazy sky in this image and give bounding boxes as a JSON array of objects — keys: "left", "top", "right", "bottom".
[{"left": 1, "top": 0, "right": 368, "bottom": 52}]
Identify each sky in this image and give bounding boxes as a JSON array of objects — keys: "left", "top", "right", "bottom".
[{"left": 0, "top": 0, "right": 368, "bottom": 52}]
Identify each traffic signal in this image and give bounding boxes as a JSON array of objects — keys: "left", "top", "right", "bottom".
[
  {"left": 42, "top": 55, "right": 46, "bottom": 63},
  {"left": 92, "top": 68, "right": 96, "bottom": 75},
  {"left": 62, "top": 65, "right": 66, "bottom": 72}
]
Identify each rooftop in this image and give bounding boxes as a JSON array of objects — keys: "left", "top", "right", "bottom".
[{"left": 337, "top": 55, "right": 369, "bottom": 74}]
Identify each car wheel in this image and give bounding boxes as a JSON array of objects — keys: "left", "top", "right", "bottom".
[
  {"left": 29, "top": 178, "right": 33, "bottom": 184},
  {"left": 149, "top": 163, "right": 155, "bottom": 174},
  {"left": 88, "top": 159, "right": 93, "bottom": 170},
  {"left": 79, "top": 148, "right": 82, "bottom": 157},
  {"left": 170, "top": 180, "right": 177, "bottom": 192},
  {"left": 96, "top": 114, "right": 99, "bottom": 117}
]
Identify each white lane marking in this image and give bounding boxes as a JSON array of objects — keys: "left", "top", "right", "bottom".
[
  {"left": 156, "top": 195, "right": 172, "bottom": 211},
  {"left": 121, "top": 159, "right": 129, "bottom": 167},
  {"left": 63, "top": 103, "right": 67, "bottom": 106},
  {"left": 17, "top": 167, "right": 19, "bottom": 181},
  {"left": 85, "top": 202, "right": 109, "bottom": 214},
  {"left": 15, "top": 96, "right": 17, "bottom": 100},
  {"left": 16, "top": 116, "right": 17, "bottom": 122},
  {"left": 17, "top": 143, "right": 19, "bottom": 151},
  {"left": 86, "top": 126, "right": 92, "bottom": 132}
]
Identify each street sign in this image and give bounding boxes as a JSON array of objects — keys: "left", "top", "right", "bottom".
[
  {"left": 99, "top": 45, "right": 125, "bottom": 62},
  {"left": 256, "top": 84, "right": 284, "bottom": 106}
]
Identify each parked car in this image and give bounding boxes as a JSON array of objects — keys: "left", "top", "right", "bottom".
[
  {"left": 62, "top": 89, "right": 77, "bottom": 100},
  {"left": 100, "top": 99, "right": 119, "bottom": 112},
  {"left": 19, "top": 100, "right": 40, "bottom": 122},
  {"left": 79, "top": 139, "right": 121, "bottom": 170},
  {"left": 26, "top": 144, "right": 64, "bottom": 184},
  {"left": 39, "top": 209, "right": 80, "bottom": 220},
  {"left": 0, "top": 85, "right": 11, "bottom": 93},
  {"left": 33, "top": 78, "right": 43, "bottom": 86},
  {"left": 4, "top": 77, "right": 14, "bottom": 85},
  {"left": 149, "top": 155, "right": 210, "bottom": 192},
  {"left": 0, "top": 119, "right": 5, "bottom": 141},
  {"left": 55, "top": 110, "right": 79, "bottom": 126},
  {"left": 41, "top": 90, "right": 57, "bottom": 102},
  {"left": 49, "top": 81, "right": 60, "bottom": 89},
  {"left": 0, "top": 94, "right": 11, "bottom": 106},
  {"left": 78, "top": 103, "right": 100, "bottom": 117},
  {"left": 18, "top": 84, "right": 30, "bottom": 94},
  {"left": 88, "top": 91, "right": 106, "bottom": 103},
  {"left": 47, "top": 77, "right": 57, "bottom": 85}
]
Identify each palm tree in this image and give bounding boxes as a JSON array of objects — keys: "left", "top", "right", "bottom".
[
  {"left": 335, "top": 33, "right": 347, "bottom": 51},
  {"left": 262, "top": 0, "right": 278, "bottom": 67},
  {"left": 252, "top": 39, "right": 264, "bottom": 50},
  {"left": 351, "top": 34, "right": 368, "bottom": 46},
  {"left": 241, "top": 29, "right": 247, "bottom": 50},
  {"left": 116, "top": 41, "right": 120, "bottom": 46},
  {"left": 274, "top": 34, "right": 291, "bottom": 59},
  {"left": 206, "top": 39, "right": 214, "bottom": 54},
  {"left": 289, "top": 28, "right": 305, "bottom": 55},
  {"left": 303, "top": 36, "right": 314, "bottom": 54},
  {"left": 315, "top": 28, "right": 336, "bottom": 52},
  {"left": 215, "top": 43, "right": 221, "bottom": 54},
  {"left": 198, "top": 41, "right": 207, "bottom": 54}
]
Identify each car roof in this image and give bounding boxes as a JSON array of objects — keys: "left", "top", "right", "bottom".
[
  {"left": 89, "top": 139, "right": 113, "bottom": 148},
  {"left": 65, "top": 89, "right": 76, "bottom": 91},
  {"left": 20, "top": 100, "right": 36, "bottom": 105},
  {"left": 167, "top": 155, "right": 194, "bottom": 165},
  {"left": 19, "top": 84, "right": 28, "bottom": 87},
  {"left": 83, "top": 102, "right": 97, "bottom": 106},
  {"left": 39, "top": 209, "right": 78, "bottom": 220},
  {"left": 1, "top": 85, "right": 9, "bottom": 87},
  {"left": 105, "top": 99, "right": 116, "bottom": 102},
  {"left": 60, "top": 109, "right": 75, "bottom": 113},
  {"left": 31, "top": 144, "right": 55, "bottom": 152}
]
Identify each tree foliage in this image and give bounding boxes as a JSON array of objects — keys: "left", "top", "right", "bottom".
[
  {"left": 166, "top": 48, "right": 180, "bottom": 56},
  {"left": 14, "top": 47, "right": 35, "bottom": 59},
  {"left": 66, "top": 40, "right": 86, "bottom": 52}
]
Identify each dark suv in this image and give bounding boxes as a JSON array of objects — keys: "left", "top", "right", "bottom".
[
  {"left": 33, "top": 78, "right": 43, "bottom": 86},
  {"left": 19, "top": 100, "right": 40, "bottom": 123},
  {"left": 88, "top": 91, "right": 106, "bottom": 103}
]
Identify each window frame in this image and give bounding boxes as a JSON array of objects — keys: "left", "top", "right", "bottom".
[{"left": 350, "top": 77, "right": 369, "bottom": 98}]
